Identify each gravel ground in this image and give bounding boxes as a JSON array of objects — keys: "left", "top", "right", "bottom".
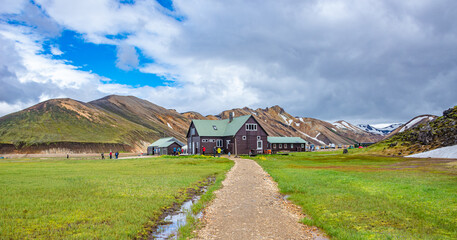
[{"left": 195, "top": 157, "right": 328, "bottom": 240}]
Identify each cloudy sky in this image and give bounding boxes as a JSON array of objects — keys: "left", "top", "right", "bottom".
[{"left": 1, "top": 0, "right": 456, "bottom": 125}]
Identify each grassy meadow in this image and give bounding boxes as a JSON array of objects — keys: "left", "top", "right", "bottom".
[
  {"left": 0, "top": 155, "right": 233, "bottom": 239},
  {"left": 253, "top": 151, "right": 457, "bottom": 239}
]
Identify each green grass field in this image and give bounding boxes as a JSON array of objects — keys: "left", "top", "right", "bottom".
[
  {"left": 253, "top": 151, "right": 457, "bottom": 240},
  {"left": 0, "top": 156, "right": 233, "bottom": 239}
]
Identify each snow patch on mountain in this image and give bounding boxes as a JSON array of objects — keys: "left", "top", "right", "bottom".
[
  {"left": 399, "top": 116, "right": 434, "bottom": 133},
  {"left": 357, "top": 123, "right": 402, "bottom": 135},
  {"left": 333, "top": 120, "right": 363, "bottom": 132},
  {"left": 279, "top": 114, "right": 292, "bottom": 125},
  {"left": 297, "top": 130, "right": 326, "bottom": 145}
]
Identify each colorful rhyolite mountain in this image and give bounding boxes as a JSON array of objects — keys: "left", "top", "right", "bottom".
[{"left": 0, "top": 95, "right": 401, "bottom": 153}]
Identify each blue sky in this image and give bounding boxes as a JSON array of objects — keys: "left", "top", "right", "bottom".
[
  {"left": 1, "top": 0, "right": 457, "bottom": 125},
  {"left": 42, "top": 30, "right": 164, "bottom": 87}
]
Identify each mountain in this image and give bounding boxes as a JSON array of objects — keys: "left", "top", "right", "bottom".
[
  {"left": 369, "top": 110, "right": 452, "bottom": 156},
  {"left": 0, "top": 98, "right": 161, "bottom": 152},
  {"left": 0, "top": 95, "right": 384, "bottom": 153},
  {"left": 216, "top": 106, "right": 383, "bottom": 146},
  {"left": 356, "top": 123, "right": 402, "bottom": 135},
  {"left": 385, "top": 115, "right": 437, "bottom": 138}
]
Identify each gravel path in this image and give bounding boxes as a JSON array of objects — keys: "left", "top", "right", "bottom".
[{"left": 195, "top": 157, "right": 327, "bottom": 240}]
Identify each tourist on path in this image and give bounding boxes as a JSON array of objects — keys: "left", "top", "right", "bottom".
[
  {"left": 217, "top": 147, "right": 221, "bottom": 157},
  {"left": 109, "top": 151, "right": 112, "bottom": 159},
  {"left": 202, "top": 146, "right": 206, "bottom": 155},
  {"left": 101, "top": 153, "right": 105, "bottom": 159},
  {"left": 115, "top": 152, "right": 119, "bottom": 159},
  {"left": 213, "top": 147, "right": 216, "bottom": 157}
]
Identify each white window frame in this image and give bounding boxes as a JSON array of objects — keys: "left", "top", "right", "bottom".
[
  {"left": 257, "top": 140, "right": 263, "bottom": 150},
  {"left": 273, "top": 144, "right": 276, "bottom": 149},
  {"left": 291, "top": 144, "right": 293, "bottom": 148},
  {"left": 191, "top": 128, "right": 195, "bottom": 135},
  {"left": 226, "top": 140, "right": 230, "bottom": 147},
  {"left": 209, "top": 139, "right": 215, "bottom": 142},
  {"left": 202, "top": 139, "right": 208, "bottom": 142},
  {"left": 216, "top": 139, "right": 223, "bottom": 147},
  {"left": 257, "top": 136, "right": 261, "bottom": 140},
  {"left": 242, "top": 136, "right": 246, "bottom": 140},
  {"left": 279, "top": 144, "right": 282, "bottom": 149},
  {"left": 301, "top": 144, "right": 304, "bottom": 148},
  {"left": 246, "top": 123, "right": 257, "bottom": 131}
]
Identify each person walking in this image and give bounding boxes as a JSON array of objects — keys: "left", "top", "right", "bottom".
[
  {"left": 115, "top": 152, "right": 119, "bottom": 159},
  {"left": 213, "top": 146, "right": 216, "bottom": 157},
  {"left": 217, "top": 147, "right": 221, "bottom": 157},
  {"left": 202, "top": 146, "right": 206, "bottom": 155},
  {"left": 173, "top": 147, "right": 177, "bottom": 156},
  {"left": 109, "top": 151, "right": 112, "bottom": 159},
  {"left": 101, "top": 153, "right": 105, "bottom": 159},
  {"left": 177, "top": 147, "right": 181, "bottom": 155}
]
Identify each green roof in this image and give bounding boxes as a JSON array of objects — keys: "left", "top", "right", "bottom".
[
  {"left": 149, "top": 137, "right": 184, "bottom": 148},
  {"left": 267, "top": 137, "right": 307, "bottom": 144},
  {"left": 192, "top": 115, "right": 252, "bottom": 137}
]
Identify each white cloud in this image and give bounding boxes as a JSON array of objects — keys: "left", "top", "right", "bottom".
[
  {"left": 1, "top": 0, "right": 457, "bottom": 125},
  {"left": 115, "top": 43, "right": 139, "bottom": 70},
  {"left": 50, "top": 45, "right": 63, "bottom": 55}
]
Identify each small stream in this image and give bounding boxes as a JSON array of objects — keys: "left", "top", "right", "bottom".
[{"left": 149, "top": 187, "right": 207, "bottom": 240}]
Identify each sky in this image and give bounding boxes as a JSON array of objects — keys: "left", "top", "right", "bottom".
[{"left": 1, "top": 0, "right": 456, "bottom": 125}]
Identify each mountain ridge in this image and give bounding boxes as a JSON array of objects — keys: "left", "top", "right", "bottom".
[{"left": 0, "top": 95, "right": 385, "bottom": 153}]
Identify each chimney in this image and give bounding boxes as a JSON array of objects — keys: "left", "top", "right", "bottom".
[{"left": 229, "top": 112, "right": 234, "bottom": 123}]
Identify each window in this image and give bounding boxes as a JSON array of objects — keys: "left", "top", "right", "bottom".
[
  {"left": 216, "top": 139, "right": 223, "bottom": 147},
  {"left": 301, "top": 144, "right": 304, "bottom": 148},
  {"left": 279, "top": 144, "right": 282, "bottom": 149},
  {"left": 257, "top": 140, "right": 262, "bottom": 149},
  {"left": 257, "top": 136, "right": 261, "bottom": 140},
  {"left": 285, "top": 144, "right": 288, "bottom": 149},
  {"left": 209, "top": 139, "right": 215, "bottom": 142},
  {"left": 213, "top": 125, "right": 217, "bottom": 130},
  {"left": 246, "top": 123, "right": 257, "bottom": 131},
  {"left": 291, "top": 144, "right": 293, "bottom": 148},
  {"left": 242, "top": 136, "right": 246, "bottom": 140},
  {"left": 190, "top": 128, "right": 195, "bottom": 135},
  {"left": 273, "top": 144, "right": 276, "bottom": 149},
  {"left": 226, "top": 140, "right": 230, "bottom": 147},
  {"left": 202, "top": 139, "right": 208, "bottom": 142}
]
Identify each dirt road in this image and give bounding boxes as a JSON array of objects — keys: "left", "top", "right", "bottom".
[{"left": 196, "top": 157, "right": 327, "bottom": 239}]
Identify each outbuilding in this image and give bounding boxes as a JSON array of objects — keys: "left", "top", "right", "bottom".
[
  {"left": 267, "top": 137, "right": 307, "bottom": 153},
  {"left": 147, "top": 137, "right": 185, "bottom": 155}
]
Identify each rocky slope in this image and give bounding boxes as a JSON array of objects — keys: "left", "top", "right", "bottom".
[
  {"left": 0, "top": 95, "right": 384, "bottom": 153},
  {"left": 370, "top": 107, "right": 455, "bottom": 156},
  {"left": 217, "top": 106, "right": 383, "bottom": 145}
]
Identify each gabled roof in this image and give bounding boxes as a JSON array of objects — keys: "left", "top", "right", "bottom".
[
  {"left": 267, "top": 137, "right": 307, "bottom": 144},
  {"left": 149, "top": 137, "right": 185, "bottom": 148},
  {"left": 191, "top": 115, "right": 252, "bottom": 137}
]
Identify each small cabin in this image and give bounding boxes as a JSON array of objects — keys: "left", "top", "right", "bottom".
[
  {"left": 267, "top": 137, "right": 307, "bottom": 153},
  {"left": 147, "top": 137, "right": 185, "bottom": 155}
]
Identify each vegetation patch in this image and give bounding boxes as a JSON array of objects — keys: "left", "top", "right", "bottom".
[
  {"left": 252, "top": 152, "right": 457, "bottom": 239},
  {"left": 0, "top": 156, "right": 233, "bottom": 239}
]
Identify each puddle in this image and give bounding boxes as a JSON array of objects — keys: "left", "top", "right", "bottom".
[{"left": 150, "top": 187, "right": 207, "bottom": 240}]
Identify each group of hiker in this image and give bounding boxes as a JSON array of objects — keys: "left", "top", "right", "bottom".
[
  {"left": 172, "top": 147, "right": 183, "bottom": 156},
  {"left": 201, "top": 146, "right": 225, "bottom": 157},
  {"left": 100, "top": 151, "right": 119, "bottom": 159}
]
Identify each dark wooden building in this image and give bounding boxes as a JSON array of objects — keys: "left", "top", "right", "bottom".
[
  {"left": 186, "top": 114, "right": 268, "bottom": 155},
  {"left": 147, "top": 137, "right": 185, "bottom": 155},
  {"left": 267, "top": 137, "right": 307, "bottom": 153}
]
